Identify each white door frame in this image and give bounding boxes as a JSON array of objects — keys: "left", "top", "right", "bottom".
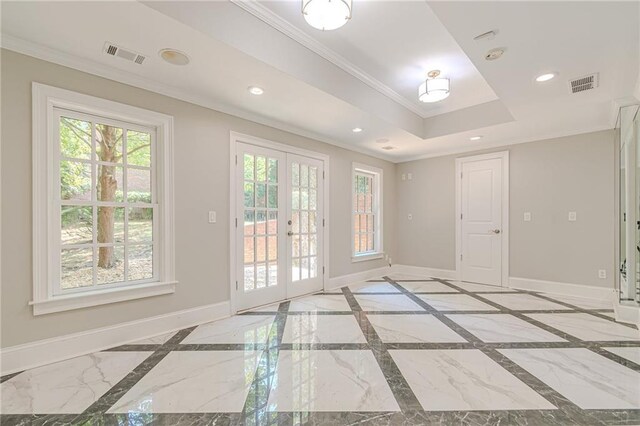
[
  {"left": 229, "top": 131, "right": 330, "bottom": 314},
  {"left": 455, "top": 151, "right": 509, "bottom": 286}
]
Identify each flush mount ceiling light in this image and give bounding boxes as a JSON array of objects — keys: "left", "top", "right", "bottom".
[
  {"left": 485, "top": 48, "right": 505, "bottom": 61},
  {"left": 418, "top": 70, "right": 450, "bottom": 103},
  {"left": 302, "top": 0, "right": 352, "bottom": 31},
  {"left": 352, "top": 127, "right": 363, "bottom": 133},
  {"left": 470, "top": 136, "right": 483, "bottom": 141},
  {"left": 247, "top": 86, "right": 264, "bottom": 95},
  {"left": 535, "top": 73, "right": 556, "bottom": 82},
  {"left": 159, "top": 48, "right": 190, "bottom": 66}
]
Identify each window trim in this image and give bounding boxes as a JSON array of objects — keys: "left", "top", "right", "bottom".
[
  {"left": 351, "top": 162, "right": 383, "bottom": 262},
  {"left": 32, "top": 83, "right": 176, "bottom": 315}
]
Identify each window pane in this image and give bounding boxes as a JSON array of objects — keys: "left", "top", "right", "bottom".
[
  {"left": 96, "top": 165, "right": 123, "bottom": 202},
  {"left": 310, "top": 167, "right": 317, "bottom": 188},
  {"left": 244, "top": 155, "right": 254, "bottom": 181},
  {"left": 300, "top": 164, "right": 308, "bottom": 188},
  {"left": 268, "top": 263, "right": 278, "bottom": 287},
  {"left": 301, "top": 235, "right": 309, "bottom": 257},
  {"left": 267, "top": 185, "right": 278, "bottom": 208},
  {"left": 96, "top": 124, "right": 123, "bottom": 164},
  {"left": 301, "top": 188, "right": 309, "bottom": 210},
  {"left": 244, "top": 211, "right": 255, "bottom": 236},
  {"left": 292, "top": 212, "right": 300, "bottom": 234},
  {"left": 367, "top": 233, "right": 375, "bottom": 252},
  {"left": 128, "top": 244, "right": 153, "bottom": 281},
  {"left": 244, "top": 265, "right": 255, "bottom": 291},
  {"left": 256, "top": 210, "right": 267, "bottom": 234},
  {"left": 309, "top": 212, "right": 317, "bottom": 233},
  {"left": 60, "top": 117, "right": 92, "bottom": 160},
  {"left": 127, "top": 168, "right": 151, "bottom": 203},
  {"left": 256, "top": 264, "right": 266, "bottom": 289},
  {"left": 97, "top": 245, "right": 124, "bottom": 285},
  {"left": 244, "top": 183, "right": 255, "bottom": 207},
  {"left": 244, "top": 237, "right": 255, "bottom": 263},
  {"left": 310, "top": 234, "right": 317, "bottom": 256},
  {"left": 268, "top": 236, "right": 278, "bottom": 261},
  {"left": 310, "top": 256, "right": 317, "bottom": 278},
  {"left": 61, "top": 161, "right": 92, "bottom": 201},
  {"left": 128, "top": 207, "right": 153, "bottom": 242},
  {"left": 97, "top": 206, "right": 124, "bottom": 244},
  {"left": 256, "top": 156, "right": 266, "bottom": 182},
  {"left": 354, "top": 214, "right": 361, "bottom": 234},
  {"left": 292, "top": 162, "right": 300, "bottom": 186},
  {"left": 301, "top": 257, "right": 309, "bottom": 280},
  {"left": 256, "top": 236, "right": 267, "bottom": 262},
  {"left": 301, "top": 211, "right": 309, "bottom": 233},
  {"left": 292, "top": 258, "right": 300, "bottom": 282},
  {"left": 268, "top": 159, "right": 278, "bottom": 183},
  {"left": 61, "top": 206, "right": 93, "bottom": 245},
  {"left": 268, "top": 211, "right": 278, "bottom": 235},
  {"left": 360, "top": 234, "right": 368, "bottom": 253},
  {"left": 61, "top": 247, "right": 94, "bottom": 289},
  {"left": 309, "top": 189, "right": 317, "bottom": 211},
  {"left": 292, "top": 189, "right": 300, "bottom": 210},
  {"left": 126, "top": 131, "right": 151, "bottom": 167},
  {"left": 256, "top": 183, "right": 266, "bottom": 208},
  {"left": 292, "top": 235, "right": 300, "bottom": 257}
]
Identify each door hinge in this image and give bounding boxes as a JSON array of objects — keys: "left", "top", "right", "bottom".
[
  {"left": 460, "top": 172, "right": 463, "bottom": 179},
  {"left": 323, "top": 219, "right": 325, "bottom": 227},
  {"left": 235, "top": 281, "right": 238, "bottom": 290},
  {"left": 460, "top": 254, "right": 463, "bottom": 261},
  {"left": 460, "top": 213, "right": 463, "bottom": 220},
  {"left": 235, "top": 155, "right": 238, "bottom": 165},
  {"left": 235, "top": 218, "right": 238, "bottom": 228},
  {"left": 323, "top": 266, "right": 325, "bottom": 275},
  {"left": 323, "top": 171, "right": 325, "bottom": 179}
]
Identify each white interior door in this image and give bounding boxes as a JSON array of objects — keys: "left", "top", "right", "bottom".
[
  {"left": 460, "top": 156, "right": 504, "bottom": 286},
  {"left": 236, "top": 144, "right": 324, "bottom": 311},
  {"left": 287, "top": 155, "right": 324, "bottom": 299},
  {"left": 236, "top": 143, "right": 287, "bottom": 311}
]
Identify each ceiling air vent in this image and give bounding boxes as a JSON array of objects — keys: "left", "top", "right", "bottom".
[
  {"left": 381, "top": 146, "right": 396, "bottom": 151},
  {"left": 104, "top": 42, "right": 146, "bottom": 65},
  {"left": 569, "top": 73, "right": 599, "bottom": 94}
]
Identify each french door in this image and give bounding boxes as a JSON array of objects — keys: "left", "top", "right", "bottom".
[{"left": 235, "top": 143, "right": 324, "bottom": 311}]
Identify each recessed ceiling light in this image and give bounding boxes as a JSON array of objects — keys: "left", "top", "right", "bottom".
[
  {"left": 159, "top": 48, "right": 190, "bottom": 66},
  {"left": 248, "top": 86, "right": 264, "bottom": 95},
  {"left": 470, "top": 136, "right": 483, "bottom": 141},
  {"left": 535, "top": 73, "right": 556, "bottom": 82},
  {"left": 352, "top": 127, "right": 363, "bottom": 133}
]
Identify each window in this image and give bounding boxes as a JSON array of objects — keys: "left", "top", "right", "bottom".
[
  {"left": 32, "top": 83, "right": 175, "bottom": 315},
  {"left": 352, "top": 163, "right": 383, "bottom": 260}
]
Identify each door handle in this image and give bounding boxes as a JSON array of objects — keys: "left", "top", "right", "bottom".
[
  {"left": 287, "top": 231, "right": 294, "bottom": 236},
  {"left": 491, "top": 229, "right": 501, "bottom": 234}
]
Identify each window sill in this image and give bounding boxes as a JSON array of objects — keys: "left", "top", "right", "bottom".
[
  {"left": 30, "top": 281, "right": 177, "bottom": 316},
  {"left": 352, "top": 253, "right": 385, "bottom": 263}
]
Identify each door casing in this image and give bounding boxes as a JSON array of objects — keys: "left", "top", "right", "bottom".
[
  {"left": 455, "top": 151, "right": 509, "bottom": 286},
  {"left": 229, "top": 131, "right": 330, "bottom": 314}
]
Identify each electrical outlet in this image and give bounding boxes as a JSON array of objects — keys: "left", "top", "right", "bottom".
[
  {"left": 408, "top": 213, "right": 413, "bottom": 220},
  {"left": 598, "top": 269, "right": 606, "bottom": 279},
  {"left": 568, "top": 211, "right": 577, "bottom": 222},
  {"left": 524, "top": 212, "right": 531, "bottom": 222},
  {"left": 208, "top": 211, "right": 217, "bottom": 223}
]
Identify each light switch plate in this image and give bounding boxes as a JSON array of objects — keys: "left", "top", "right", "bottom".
[
  {"left": 598, "top": 269, "right": 606, "bottom": 279},
  {"left": 401, "top": 174, "right": 406, "bottom": 181},
  {"left": 523, "top": 212, "right": 531, "bottom": 222},
  {"left": 568, "top": 211, "right": 577, "bottom": 222},
  {"left": 208, "top": 211, "right": 217, "bottom": 223},
  {"left": 407, "top": 173, "right": 413, "bottom": 180}
]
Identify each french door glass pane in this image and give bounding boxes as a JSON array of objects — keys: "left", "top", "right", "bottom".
[
  {"left": 244, "top": 154, "right": 279, "bottom": 291},
  {"left": 291, "top": 162, "right": 319, "bottom": 281}
]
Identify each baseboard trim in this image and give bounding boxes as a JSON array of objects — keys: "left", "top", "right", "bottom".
[
  {"left": 327, "top": 266, "right": 391, "bottom": 290},
  {"left": 0, "top": 301, "right": 230, "bottom": 375},
  {"left": 391, "top": 264, "right": 457, "bottom": 280},
  {"left": 508, "top": 277, "right": 615, "bottom": 301}
]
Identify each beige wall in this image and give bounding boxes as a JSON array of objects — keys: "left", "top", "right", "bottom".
[
  {"left": 396, "top": 130, "right": 615, "bottom": 288},
  {"left": 0, "top": 50, "right": 396, "bottom": 347}
]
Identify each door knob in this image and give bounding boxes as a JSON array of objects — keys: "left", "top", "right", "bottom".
[
  {"left": 491, "top": 229, "right": 501, "bottom": 234},
  {"left": 287, "top": 231, "right": 294, "bottom": 236}
]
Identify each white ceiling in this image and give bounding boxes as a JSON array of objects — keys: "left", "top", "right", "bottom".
[{"left": 1, "top": 1, "right": 638, "bottom": 162}]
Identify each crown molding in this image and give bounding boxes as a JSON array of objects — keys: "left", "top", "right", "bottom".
[
  {"left": 0, "top": 34, "right": 395, "bottom": 163},
  {"left": 229, "top": 0, "right": 426, "bottom": 118}
]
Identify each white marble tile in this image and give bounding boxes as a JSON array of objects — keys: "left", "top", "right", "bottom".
[
  {"left": 480, "top": 293, "right": 568, "bottom": 311},
  {"left": 539, "top": 294, "right": 613, "bottom": 310},
  {"left": 108, "top": 350, "right": 262, "bottom": 413},
  {"left": 354, "top": 294, "right": 424, "bottom": 311},
  {"left": 347, "top": 281, "right": 400, "bottom": 293},
  {"left": 1, "top": 352, "right": 151, "bottom": 414},
  {"left": 368, "top": 314, "right": 466, "bottom": 343},
  {"left": 600, "top": 312, "right": 616, "bottom": 318},
  {"left": 397, "top": 281, "right": 459, "bottom": 293},
  {"left": 248, "top": 302, "right": 281, "bottom": 312},
  {"left": 604, "top": 347, "right": 640, "bottom": 364},
  {"left": 388, "top": 273, "right": 432, "bottom": 281},
  {"left": 181, "top": 315, "right": 274, "bottom": 345},
  {"left": 390, "top": 349, "right": 554, "bottom": 411},
  {"left": 282, "top": 314, "right": 366, "bottom": 344},
  {"left": 417, "top": 294, "right": 499, "bottom": 312},
  {"left": 500, "top": 348, "right": 640, "bottom": 409},
  {"left": 130, "top": 331, "right": 177, "bottom": 345},
  {"left": 447, "top": 281, "right": 517, "bottom": 293},
  {"left": 447, "top": 314, "right": 566, "bottom": 343},
  {"left": 288, "top": 295, "right": 351, "bottom": 312},
  {"left": 526, "top": 313, "right": 640, "bottom": 341},
  {"left": 267, "top": 350, "right": 399, "bottom": 412}
]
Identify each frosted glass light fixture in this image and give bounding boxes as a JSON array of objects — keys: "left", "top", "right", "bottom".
[
  {"left": 418, "top": 70, "right": 450, "bottom": 103},
  {"left": 302, "top": 0, "right": 352, "bottom": 31}
]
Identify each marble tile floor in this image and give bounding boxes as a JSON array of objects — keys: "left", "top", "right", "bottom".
[{"left": 1, "top": 276, "right": 639, "bottom": 425}]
